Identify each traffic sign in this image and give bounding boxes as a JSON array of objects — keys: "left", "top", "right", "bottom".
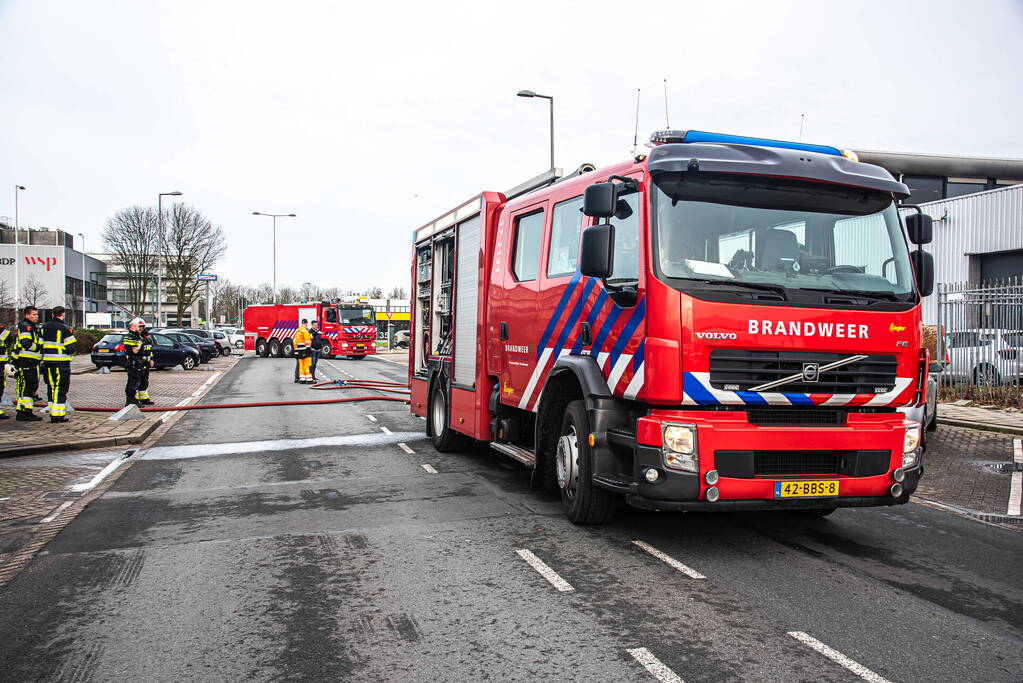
[{"left": 197, "top": 274, "right": 218, "bottom": 281}]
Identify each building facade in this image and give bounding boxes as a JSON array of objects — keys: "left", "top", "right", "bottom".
[
  {"left": 0, "top": 226, "right": 107, "bottom": 327},
  {"left": 853, "top": 150, "right": 1023, "bottom": 204},
  {"left": 89, "top": 252, "right": 198, "bottom": 328}
]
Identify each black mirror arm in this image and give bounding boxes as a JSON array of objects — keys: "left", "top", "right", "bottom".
[{"left": 607, "top": 175, "right": 639, "bottom": 194}]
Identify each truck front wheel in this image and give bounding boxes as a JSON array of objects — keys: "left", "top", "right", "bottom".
[
  {"left": 256, "top": 339, "right": 269, "bottom": 357},
  {"left": 558, "top": 400, "right": 615, "bottom": 525},
  {"left": 429, "top": 383, "right": 469, "bottom": 452}
]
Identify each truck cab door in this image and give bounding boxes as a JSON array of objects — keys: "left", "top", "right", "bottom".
[{"left": 490, "top": 201, "right": 547, "bottom": 409}]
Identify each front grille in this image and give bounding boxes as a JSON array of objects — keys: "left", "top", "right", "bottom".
[
  {"left": 748, "top": 409, "right": 845, "bottom": 426},
  {"left": 710, "top": 350, "right": 898, "bottom": 394},
  {"left": 754, "top": 451, "right": 841, "bottom": 475}
]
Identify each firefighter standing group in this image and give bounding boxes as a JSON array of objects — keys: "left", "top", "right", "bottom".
[{"left": 1, "top": 305, "right": 77, "bottom": 423}]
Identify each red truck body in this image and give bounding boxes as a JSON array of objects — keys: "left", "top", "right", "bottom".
[
  {"left": 410, "top": 130, "right": 932, "bottom": 523},
  {"left": 244, "top": 302, "right": 377, "bottom": 359}
]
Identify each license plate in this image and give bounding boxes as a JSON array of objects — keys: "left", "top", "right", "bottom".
[
  {"left": 774, "top": 480, "right": 839, "bottom": 498},
  {"left": 98, "top": 349, "right": 111, "bottom": 353}
]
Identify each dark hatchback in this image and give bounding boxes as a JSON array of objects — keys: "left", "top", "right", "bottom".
[
  {"left": 92, "top": 332, "right": 202, "bottom": 370},
  {"left": 153, "top": 329, "right": 217, "bottom": 363}
]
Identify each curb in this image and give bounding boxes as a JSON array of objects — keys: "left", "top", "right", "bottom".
[
  {"left": 937, "top": 417, "right": 1023, "bottom": 437},
  {"left": 0, "top": 419, "right": 160, "bottom": 458}
]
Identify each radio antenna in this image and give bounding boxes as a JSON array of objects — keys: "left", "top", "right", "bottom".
[
  {"left": 632, "top": 88, "right": 641, "bottom": 156},
  {"left": 798, "top": 113, "right": 805, "bottom": 141},
  {"left": 663, "top": 78, "right": 670, "bottom": 127}
]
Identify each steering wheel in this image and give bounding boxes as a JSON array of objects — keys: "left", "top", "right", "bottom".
[{"left": 826, "top": 265, "right": 862, "bottom": 274}]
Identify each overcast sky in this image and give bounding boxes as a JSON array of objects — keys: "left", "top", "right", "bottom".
[{"left": 2, "top": 0, "right": 1021, "bottom": 294}]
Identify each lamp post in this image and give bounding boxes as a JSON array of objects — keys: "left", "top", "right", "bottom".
[
  {"left": 77, "top": 233, "right": 87, "bottom": 328},
  {"left": 13, "top": 185, "right": 25, "bottom": 308},
  {"left": 156, "top": 191, "right": 183, "bottom": 326},
  {"left": 252, "top": 212, "right": 296, "bottom": 304},
  {"left": 516, "top": 89, "right": 555, "bottom": 171}
]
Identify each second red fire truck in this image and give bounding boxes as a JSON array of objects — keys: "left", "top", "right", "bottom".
[
  {"left": 410, "top": 129, "right": 935, "bottom": 524},
  {"left": 244, "top": 301, "right": 378, "bottom": 359}
]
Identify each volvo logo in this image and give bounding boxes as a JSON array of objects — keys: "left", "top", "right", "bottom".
[{"left": 802, "top": 362, "right": 820, "bottom": 383}]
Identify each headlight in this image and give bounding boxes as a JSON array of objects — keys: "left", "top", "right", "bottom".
[
  {"left": 663, "top": 423, "right": 698, "bottom": 473},
  {"left": 903, "top": 422, "right": 921, "bottom": 454}
]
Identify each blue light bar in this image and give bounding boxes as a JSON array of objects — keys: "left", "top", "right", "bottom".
[{"left": 649, "top": 129, "right": 842, "bottom": 157}]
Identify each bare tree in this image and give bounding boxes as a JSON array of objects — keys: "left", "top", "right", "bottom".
[
  {"left": 250, "top": 283, "right": 274, "bottom": 304},
  {"left": 0, "top": 279, "right": 14, "bottom": 327},
  {"left": 321, "top": 286, "right": 342, "bottom": 300},
  {"left": 387, "top": 286, "right": 407, "bottom": 299},
  {"left": 20, "top": 275, "right": 49, "bottom": 309},
  {"left": 164, "top": 203, "right": 228, "bottom": 325},
  {"left": 365, "top": 286, "right": 383, "bottom": 299},
  {"left": 299, "top": 282, "right": 320, "bottom": 301},
  {"left": 101, "top": 206, "right": 161, "bottom": 318},
  {"left": 277, "top": 285, "right": 297, "bottom": 304}
]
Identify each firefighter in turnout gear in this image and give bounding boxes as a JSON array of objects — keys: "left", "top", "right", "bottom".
[
  {"left": 294, "top": 319, "right": 313, "bottom": 383},
  {"left": 13, "top": 306, "right": 43, "bottom": 421},
  {"left": 40, "top": 306, "right": 77, "bottom": 423},
  {"left": 0, "top": 324, "right": 11, "bottom": 420},
  {"left": 123, "top": 317, "right": 149, "bottom": 406},
  {"left": 135, "top": 326, "right": 155, "bottom": 405}
]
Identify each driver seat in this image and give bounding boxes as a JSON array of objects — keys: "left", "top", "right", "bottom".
[{"left": 759, "top": 229, "right": 800, "bottom": 271}]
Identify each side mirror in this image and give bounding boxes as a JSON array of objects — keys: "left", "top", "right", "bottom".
[
  {"left": 929, "top": 361, "right": 943, "bottom": 374},
  {"left": 906, "top": 213, "right": 933, "bottom": 245},
  {"left": 580, "top": 224, "right": 615, "bottom": 278},
  {"left": 583, "top": 182, "right": 617, "bottom": 218},
  {"left": 911, "top": 250, "right": 934, "bottom": 297}
]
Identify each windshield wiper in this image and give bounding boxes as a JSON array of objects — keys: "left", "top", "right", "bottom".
[
  {"left": 797, "top": 287, "right": 904, "bottom": 301},
  {"left": 682, "top": 278, "right": 788, "bottom": 298}
]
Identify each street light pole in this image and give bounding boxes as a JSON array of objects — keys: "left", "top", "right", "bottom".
[
  {"left": 14, "top": 185, "right": 25, "bottom": 309},
  {"left": 516, "top": 90, "right": 555, "bottom": 171},
  {"left": 252, "top": 212, "right": 296, "bottom": 304},
  {"left": 156, "top": 191, "right": 183, "bottom": 326},
  {"left": 77, "top": 233, "right": 86, "bottom": 328}
]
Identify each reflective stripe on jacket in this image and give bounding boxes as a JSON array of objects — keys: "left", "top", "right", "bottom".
[
  {"left": 0, "top": 327, "right": 10, "bottom": 362},
  {"left": 41, "top": 319, "right": 78, "bottom": 362},
  {"left": 293, "top": 326, "right": 312, "bottom": 351},
  {"left": 13, "top": 319, "right": 41, "bottom": 362}
]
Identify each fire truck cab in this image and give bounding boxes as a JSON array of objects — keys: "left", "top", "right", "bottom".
[
  {"left": 244, "top": 301, "right": 377, "bottom": 359},
  {"left": 410, "top": 130, "right": 935, "bottom": 525}
]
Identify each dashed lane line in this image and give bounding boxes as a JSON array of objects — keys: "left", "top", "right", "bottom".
[
  {"left": 1009, "top": 438, "right": 1022, "bottom": 517},
  {"left": 39, "top": 501, "right": 74, "bottom": 524},
  {"left": 787, "top": 632, "right": 892, "bottom": 683},
  {"left": 380, "top": 426, "right": 392, "bottom": 435},
  {"left": 366, "top": 415, "right": 377, "bottom": 422},
  {"left": 632, "top": 540, "right": 707, "bottom": 579},
  {"left": 398, "top": 443, "right": 415, "bottom": 454},
  {"left": 626, "top": 647, "right": 685, "bottom": 683},
  {"left": 421, "top": 464, "right": 438, "bottom": 474},
  {"left": 514, "top": 549, "right": 574, "bottom": 592}
]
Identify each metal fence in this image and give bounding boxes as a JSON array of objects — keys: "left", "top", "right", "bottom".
[{"left": 936, "top": 278, "right": 1023, "bottom": 405}]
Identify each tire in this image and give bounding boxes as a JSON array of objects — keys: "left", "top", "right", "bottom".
[
  {"left": 256, "top": 339, "right": 269, "bottom": 357},
  {"left": 181, "top": 355, "right": 197, "bottom": 370},
  {"left": 791, "top": 507, "right": 837, "bottom": 518},
  {"left": 269, "top": 339, "right": 282, "bottom": 357},
  {"left": 429, "top": 382, "right": 470, "bottom": 452},
  {"left": 557, "top": 400, "right": 616, "bottom": 525},
  {"left": 320, "top": 346, "right": 332, "bottom": 359},
  {"left": 973, "top": 364, "right": 1001, "bottom": 387},
  {"left": 926, "top": 407, "right": 938, "bottom": 432},
  {"left": 220, "top": 346, "right": 231, "bottom": 357},
  {"left": 235, "top": 340, "right": 244, "bottom": 348},
  {"left": 282, "top": 341, "right": 294, "bottom": 357}
]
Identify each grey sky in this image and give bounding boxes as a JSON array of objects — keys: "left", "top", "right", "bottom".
[{"left": 2, "top": 0, "right": 1021, "bottom": 294}]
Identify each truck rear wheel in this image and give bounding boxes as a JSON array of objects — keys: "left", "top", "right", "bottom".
[
  {"left": 282, "top": 340, "right": 294, "bottom": 357},
  {"left": 429, "top": 383, "right": 470, "bottom": 452},
  {"left": 558, "top": 400, "right": 615, "bottom": 525},
  {"left": 256, "top": 339, "right": 269, "bottom": 357},
  {"left": 269, "top": 339, "right": 282, "bottom": 357}
]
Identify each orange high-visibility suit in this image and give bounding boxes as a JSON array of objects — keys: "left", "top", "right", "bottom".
[{"left": 294, "top": 325, "right": 313, "bottom": 382}]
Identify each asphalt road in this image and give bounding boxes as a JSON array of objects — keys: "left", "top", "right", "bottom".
[{"left": 1, "top": 353, "right": 1021, "bottom": 682}]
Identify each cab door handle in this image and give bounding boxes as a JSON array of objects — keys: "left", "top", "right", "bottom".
[
  {"left": 580, "top": 321, "right": 592, "bottom": 346},
  {"left": 499, "top": 322, "right": 508, "bottom": 340}
]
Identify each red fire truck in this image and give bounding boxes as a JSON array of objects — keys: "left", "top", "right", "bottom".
[
  {"left": 410, "top": 129, "right": 935, "bottom": 524},
  {"left": 244, "top": 301, "right": 378, "bottom": 359}
]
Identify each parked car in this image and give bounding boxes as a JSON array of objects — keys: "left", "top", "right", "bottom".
[
  {"left": 210, "top": 330, "right": 233, "bottom": 356},
  {"left": 92, "top": 333, "right": 127, "bottom": 369},
  {"left": 393, "top": 329, "right": 410, "bottom": 349},
  {"left": 147, "top": 332, "right": 202, "bottom": 370},
  {"left": 943, "top": 329, "right": 1023, "bottom": 386},
  {"left": 218, "top": 327, "right": 245, "bottom": 348},
  {"left": 156, "top": 330, "right": 214, "bottom": 363}
]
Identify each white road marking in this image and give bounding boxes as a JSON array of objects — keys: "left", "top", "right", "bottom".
[
  {"left": 0, "top": 497, "right": 9, "bottom": 501},
  {"left": 632, "top": 540, "right": 706, "bottom": 579},
  {"left": 514, "top": 549, "right": 574, "bottom": 592},
  {"left": 417, "top": 415, "right": 426, "bottom": 420},
  {"left": 626, "top": 647, "right": 685, "bottom": 683},
  {"left": 421, "top": 463, "right": 438, "bottom": 474},
  {"left": 325, "top": 360, "right": 354, "bottom": 378},
  {"left": 40, "top": 501, "right": 74, "bottom": 523},
  {"left": 788, "top": 632, "right": 892, "bottom": 683},
  {"left": 398, "top": 442, "right": 415, "bottom": 454},
  {"left": 1009, "top": 438, "right": 1022, "bottom": 516},
  {"left": 141, "top": 431, "right": 422, "bottom": 460},
  {"left": 366, "top": 415, "right": 377, "bottom": 422},
  {"left": 69, "top": 453, "right": 131, "bottom": 492},
  {"left": 380, "top": 426, "right": 392, "bottom": 435}
]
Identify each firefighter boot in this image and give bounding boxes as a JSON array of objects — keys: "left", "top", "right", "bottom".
[
  {"left": 50, "top": 416, "right": 69, "bottom": 423},
  {"left": 16, "top": 410, "right": 42, "bottom": 422}
]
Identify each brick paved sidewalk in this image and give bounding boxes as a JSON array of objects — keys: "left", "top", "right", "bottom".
[
  {"left": 0, "top": 354, "right": 243, "bottom": 456},
  {"left": 938, "top": 402, "right": 1023, "bottom": 436}
]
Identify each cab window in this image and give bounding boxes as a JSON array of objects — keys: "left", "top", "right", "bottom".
[
  {"left": 513, "top": 210, "right": 544, "bottom": 282},
  {"left": 610, "top": 193, "right": 640, "bottom": 283},
  {"left": 547, "top": 196, "right": 584, "bottom": 278},
  {"left": 324, "top": 308, "right": 338, "bottom": 323}
]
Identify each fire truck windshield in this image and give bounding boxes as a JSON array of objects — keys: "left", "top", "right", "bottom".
[
  {"left": 337, "top": 308, "right": 375, "bottom": 325},
  {"left": 651, "top": 173, "right": 916, "bottom": 303}
]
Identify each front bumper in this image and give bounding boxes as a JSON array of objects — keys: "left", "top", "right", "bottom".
[{"left": 595, "top": 408, "right": 922, "bottom": 511}]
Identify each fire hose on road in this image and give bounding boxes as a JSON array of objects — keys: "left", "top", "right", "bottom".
[{"left": 35, "top": 378, "right": 411, "bottom": 413}]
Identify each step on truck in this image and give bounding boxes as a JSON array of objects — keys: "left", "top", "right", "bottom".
[
  {"left": 244, "top": 301, "right": 378, "bottom": 359},
  {"left": 409, "top": 129, "right": 935, "bottom": 524}
]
